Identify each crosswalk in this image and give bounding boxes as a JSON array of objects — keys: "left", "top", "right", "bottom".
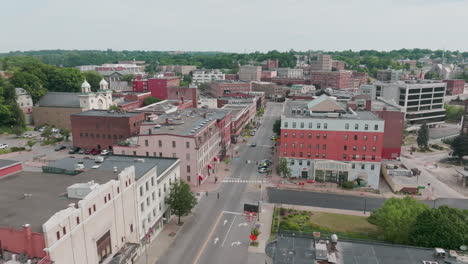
[{"left": 222, "top": 179, "right": 268, "bottom": 184}]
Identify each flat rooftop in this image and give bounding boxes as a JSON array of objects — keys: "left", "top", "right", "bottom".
[
  {"left": 72, "top": 109, "right": 143, "bottom": 118},
  {"left": 266, "top": 234, "right": 468, "bottom": 264},
  {"left": 141, "top": 108, "right": 231, "bottom": 136},
  {"left": 371, "top": 98, "right": 402, "bottom": 112},
  {"left": 0, "top": 159, "right": 21, "bottom": 169}
]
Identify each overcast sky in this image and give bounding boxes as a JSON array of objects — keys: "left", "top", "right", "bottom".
[{"left": 2, "top": 0, "right": 467, "bottom": 53}]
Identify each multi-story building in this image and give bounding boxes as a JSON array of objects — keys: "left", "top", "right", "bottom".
[
  {"left": 158, "top": 65, "right": 197, "bottom": 75},
  {"left": 279, "top": 95, "right": 384, "bottom": 188},
  {"left": 209, "top": 81, "right": 252, "bottom": 97},
  {"left": 238, "top": 65, "right": 261, "bottom": 81},
  {"left": 71, "top": 110, "right": 145, "bottom": 151},
  {"left": 309, "top": 71, "right": 353, "bottom": 89},
  {"left": 374, "top": 80, "right": 446, "bottom": 126},
  {"left": 310, "top": 54, "right": 332, "bottom": 71},
  {"left": 15, "top": 88, "right": 33, "bottom": 124},
  {"left": 113, "top": 108, "right": 232, "bottom": 186},
  {"left": 332, "top": 60, "right": 345, "bottom": 71},
  {"left": 276, "top": 68, "right": 304, "bottom": 79},
  {"left": 132, "top": 76, "right": 180, "bottom": 99},
  {"left": 262, "top": 59, "right": 279, "bottom": 70},
  {"left": 222, "top": 104, "right": 256, "bottom": 141},
  {"left": 443, "top": 79, "right": 465, "bottom": 95},
  {"left": 252, "top": 81, "right": 283, "bottom": 99},
  {"left": 192, "top": 69, "right": 225, "bottom": 83},
  {"left": 351, "top": 71, "right": 368, "bottom": 88},
  {"left": 376, "top": 69, "right": 403, "bottom": 82}
]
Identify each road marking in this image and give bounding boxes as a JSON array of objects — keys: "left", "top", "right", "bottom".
[
  {"left": 193, "top": 211, "right": 223, "bottom": 264},
  {"left": 214, "top": 237, "right": 219, "bottom": 244},
  {"left": 223, "top": 219, "right": 228, "bottom": 226},
  {"left": 238, "top": 222, "right": 248, "bottom": 227},
  {"left": 231, "top": 241, "right": 242, "bottom": 247},
  {"left": 222, "top": 179, "right": 268, "bottom": 184},
  {"left": 221, "top": 215, "right": 236, "bottom": 247},
  {"left": 222, "top": 210, "right": 245, "bottom": 216}
]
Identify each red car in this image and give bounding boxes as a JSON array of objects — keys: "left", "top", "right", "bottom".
[{"left": 85, "top": 149, "right": 100, "bottom": 155}]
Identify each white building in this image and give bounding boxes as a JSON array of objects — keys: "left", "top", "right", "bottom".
[
  {"left": 15, "top": 88, "right": 33, "bottom": 124},
  {"left": 79, "top": 79, "right": 113, "bottom": 111},
  {"left": 192, "top": 69, "right": 225, "bottom": 83},
  {"left": 276, "top": 68, "right": 304, "bottom": 79}
]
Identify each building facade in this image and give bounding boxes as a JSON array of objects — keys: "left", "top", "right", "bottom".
[
  {"left": 238, "top": 65, "right": 261, "bottom": 82},
  {"left": 443, "top": 79, "right": 465, "bottom": 95},
  {"left": 15, "top": 88, "right": 33, "bottom": 124},
  {"left": 279, "top": 95, "right": 384, "bottom": 188},
  {"left": 276, "top": 68, "right": 304, "bottom": 79},
  {"left": 192, "top": 69, "right": 225, "bottom": 83},
  {"left": 310, "top": 54, "right": 332, "bottom": 71},
  {"left": 310, "top": 71, "right": 353, "bottom": 89},
  {"left": 209, "top": 81, "right": 252, "bottom": 97},
  {"left": 132, "top": 76, "right": 180, "bottom": 100}
]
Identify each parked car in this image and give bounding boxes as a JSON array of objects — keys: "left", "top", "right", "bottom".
[
  {"left": 271, "top": 136, "right": 277, "bottom": 140},
  {"left": 90, "top": 149, "right": 100, "bottom": 155},
  {"left": 258, "top": 167, "right": 268, "bottom": 173},
  {"left": 250, "top": 131, "right": 255, "bottom": 136},
  {"left": 84, "top": 149, "right": 92, "bottom": 155},
  {"left": 69, "top": 147, "right": 81, "bottom": 154},
  {"left": 100, "top": 149, "right": 110, "bottom": 156},
  {"left": 54, "top": 145, "right": 66, "bottom": 151},
  {"left": 251, "top": 143, "right": 257, "bottom": 147},
  {"left": 51, "top": 128, "right": 60, "bottom": 133},
  {"left": 78, "top": 149, "right": 85, "bottom": 154},
  {"left": 23, "top": 133, "right": 34, "bottom": 138},
  {"left": 38, "top": 126, "right": 47, "bottom": 132},
  {"left": 0, "top": 143, "right": 8, "bottom": 150},
  {"left": 259, "top": 159, "right": 272, "bottom": 167}
]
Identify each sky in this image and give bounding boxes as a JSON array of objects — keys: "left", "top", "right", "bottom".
[{"left": 2, "top": 0, "right": 468, "bottom": 53}]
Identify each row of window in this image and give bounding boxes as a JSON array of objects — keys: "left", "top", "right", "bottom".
[
  {"left": 284, "top": 143, "right": 377, "bottom": 152},
  {"left": 284, "top": 152, "right": 377, "bottom": 161},
  {"left": 80, "top": 133, "right": 123, "bottom": 140},
  {"left": 284, "top": 121, "right": 379, "bottom": 131},
  {"left": 145, "top": 140, "right": 191, "bottom": 148},
  {"left": 289, "top": 159, "right": 376, "bottom": 170},
  {"left": 283, "top": 133, "right": 378, "bottom": 142}
]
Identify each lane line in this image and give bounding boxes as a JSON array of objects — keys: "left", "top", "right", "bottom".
[
  {"left": 223, "top": 210, "right": 245, "bottom": 216},
  {"left": 192, "top": 211, "right": 224, "bottom": 264},
  {"left": 221, "top": 215, "right": 236, "bottom": 247}
]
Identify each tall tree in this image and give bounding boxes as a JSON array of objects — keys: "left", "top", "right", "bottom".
[
  {"left": 10, "top": 71, "right": 47, "bottom": 103},
  {"left": 450, "top": 135, "right": 468, "bottom": 163},
  {"left": 167, "top": 180, "right": 197, "bottom": 225},
  {"left": 272, "top": 119, "right": 281, "bottom": 135},
  {"left": 368, "top": 197, "right": 429, "bottom": 244},
  {"left": 409, "top": 206, "right": 468, "bottom": 249},
  {"left": 83, "top": 71, "right": 103, "bottom": 92},
  {"left": 277, "top": 158, "right": 291, "bottom": 178},
  {"left": 416, "top": 123, "right": 429, "bottom": 149},
  {"left": 143, "top": 96, "right": 161, "bottom": 106}
]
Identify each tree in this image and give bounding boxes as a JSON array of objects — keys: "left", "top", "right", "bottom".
[
  {"left": 121, "top": 74, "right": 135, "bottom": 83},
  {"left": 10, "top": 71, "right": 47, "bottom": 103},
  {"left": 45, "top": 67, "right": 83, "bottom": 92},
  {"left": 109, "top": 104, "right": 120, "bottom": 111},
  {"left": 12, "top": 126, "right": 24, "bottom": 136},
  {"left": 61, "top": 128, "right": 71, "bottom": 141},
  {"left": 368, "top": 197, "right": 429, "bottom": 244},
  {"left": 83, "top": 71, "right": 104, "bottom": 92},
  {"left": 256, "top": 107, "right": 265, "bottom": 118},
  {"left": 143, "top": 96, "right": 161, "bottom": 106},
  {"left": 409, "top": 206, "right": 468, "bottom": 249},
  {"left": 416, "top": 123, "right": 429, "bottom": 149},
  {"left": 40, "top": 127, "right": 53, "bottom": 140},
  {"left": 180, "top": 75, "right": 192, "bottom": 86},
  {"left": 450, "top": 135, "right": 468, "bottom": 162},
  {"left": 167, "top": 180, "right": 197, "bottom": 225},
  {"left": 26, "top": 140, "right": 36, "bottom": 150},
  {"left": 273, "top": 119, "right": 281, "bottom": 135},
  {"left": 277, "top": 158, "right": 291, "bottom": 178}
]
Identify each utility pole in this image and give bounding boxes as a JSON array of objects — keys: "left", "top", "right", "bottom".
[{"left": 363, "top": 197, "right": 368, "bottom": 215}]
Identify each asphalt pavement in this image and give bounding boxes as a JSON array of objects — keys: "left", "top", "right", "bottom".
[{"left": 157, "top": 102, "right": 282, "bottom": 264}]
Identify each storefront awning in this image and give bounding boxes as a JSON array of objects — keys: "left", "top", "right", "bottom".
[{"left": 314, "top": 160, "right": 351, "bottom": 172}]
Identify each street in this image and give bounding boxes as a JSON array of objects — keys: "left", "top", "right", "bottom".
[{"left": 157, "top": 102, "right": 282, "bottom": 264}]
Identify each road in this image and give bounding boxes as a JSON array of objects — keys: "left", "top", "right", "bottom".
[
  {"left": 157, "top": 102, "right": 282, "bottom": 264},
  {"left": 267, "top": 188, "right": 468, "bottom": 211}
]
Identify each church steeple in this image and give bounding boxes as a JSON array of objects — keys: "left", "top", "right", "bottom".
[
  {"left": 99, "top": 78, "right": 109, "bottom": 90},
  {"left": 81, "top": 80, "right": 91, "bottom": 93}
]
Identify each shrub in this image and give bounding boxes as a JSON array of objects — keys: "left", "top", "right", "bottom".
[
  {"left": 341, "top": 181, "right": 355, "bottom": 189},
  {"left": 10, "top": 147, "right": 26, "bottom": 152},
  {"left": 279, "top": 208, "right": 287, "bottom": 216}
]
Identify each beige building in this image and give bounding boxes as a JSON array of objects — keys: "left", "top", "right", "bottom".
[
  {"left": 239, "top": 65, "right": 261, "bottom": 81},
  {"left": 310, "top": 54, "right": 332, "bottom": 71}
]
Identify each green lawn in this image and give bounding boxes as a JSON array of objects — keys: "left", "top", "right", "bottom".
[{"left": 276, "top": 208, "right": 382, "bottom": 241}]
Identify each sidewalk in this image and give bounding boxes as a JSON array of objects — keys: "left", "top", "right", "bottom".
[{"left": 248, "top": 203, "right": 273, "bottom": 254}]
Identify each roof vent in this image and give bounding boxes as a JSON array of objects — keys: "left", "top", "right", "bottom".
[
  {"left": 134, "top": 158, "right": 145, "bottom": 163},
  {"left": 23, "top": 193, "right": 32, "bottom": 199},
  {"left": 113, "top": 166, "right": 118, "bottom": 172}
]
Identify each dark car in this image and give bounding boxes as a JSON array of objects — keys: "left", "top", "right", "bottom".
[
  {"left": 69, "top": 147, "right": 81, "bottom": 154},
  {"left": 251, "top": 143, "right": 257, "bottom": 147},
  {"left": 54, "top": 145, "right": 66, "bottom": 151}
]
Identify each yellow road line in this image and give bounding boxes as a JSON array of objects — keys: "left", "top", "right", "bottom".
[{"left": 193, "top": 211, "right": 224, "bottom": 264}]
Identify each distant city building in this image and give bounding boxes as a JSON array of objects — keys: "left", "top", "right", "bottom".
[
  {"left": 224, "top": 74, "right": 239, "bottom": 81},
  {"left": 332, "top": 60, "right": 345, "bottom": 71},
  {"left": 377, "top": 69, "right": 403, "bottom": 82},
  {"left": 252, "top": 81, "right": 283, "bottom": 99},
  {"left": 310, "top": 71, "right": 353, "bottom": 89},
  {"left": 276, "top": 68, "right": 304, "bottom": 79},
  {"left": 443, "top": 79, "right": 465, "bottom": 95},
  {"left": 132, "top": 75, "right": 180, "bottom": 99},
  {"left": 238, "top": 65, "right": 261, "bottom": 81},
  {"left": 288, "top": 84, "right": 316, "bottom": 96},
  {"left": 310, "top": 54, "right": 332, "bottom": 71},
  {"left": 157, "top": 65, "right": 197, "bottom": 75},
  {"left": 15, "top": 88, "right": 33, "bottom": 124},
  {"left": 261, "top": 59, "right": 279, "bottom": 70},
  {"left": 209, "top": 81, "right": 252, "bottom": 97},
  {"left": 192, "top": 69, "right": 225, "bottom": 83},
  {"left": 428, "top": 64, "right": 456, "bottom": 79},
  {"left": 261, "top": 70, "right": 277, "bottom": 80}
]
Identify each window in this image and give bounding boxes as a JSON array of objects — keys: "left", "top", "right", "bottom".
[
  {"left": 158, "top": 188, "right": 161, "bottom": 197},
  {"left": 316, "top": 144, "right": 319, "bottom": 150},
  {"left": 63, "top": 227, "right": 67, "bottom": 235},
  {"left": 290, "top": 159, "right": 295, "bottom": 165},
  {"left": 133, "top": 151, "right": 136, "bottom": 156},
  {"left": 315, "top": 153, "right": 319, "bottom": 158},
  {"left": 373, "top": 136, "right": 377, "bottom": 141},
  {"left": 322, "top": 153, "right": 326, "bottom": 158},
  {"left": 292, "top": 133, "right": 296, "bottom": 138},
  {"left": 56, "top": 231, "right": 60, "bottom": 240},
  {"left": 308, "top": 144, "right": 311, "bottom": 149},
  {"left": 374, "top": 124, "right": 378, "bottom": 131},
  {"left": 345, "top": 123, "right": 349, "bottom": 130},
  {"left": 159, "top": 152, "right": 162, "bottom": 157},
  {"left": 76, "top": 217, "right": 80, "bottom": 225},
  {"left": 354, "top": 135, "right": 358, "bottom": 140},
  {"left": 146, "top": 152, "right": 149, "bottom": 157},
  {"left": 307, "top": 152, "right": 311, "bottom": 158},
  {"left": 353, "top": 146, "right": 357, "bottom": 151},
  {"left": 361, "top": 164, "right": 365, "bottom": 170},
  {"left": 151, "top": 177, "right": 154, "bottom": 186},
  {"left": 300, "top": 122, "right": 304, "bottom": 128},
  {"left": 372, "top": 155, "right": 376, "bottom": 161},
  {"left": 364, "top": 124, "right": 368, "bottom": 130},
  {"left": 284, "top": 122, "right": 288, "bottom": 128},
  {"left": 283, "top": 152, "right": 287, "bottom": 156},
  {"left": 130, "top": 224, "right": 134, "bottom": 233},
  {"left": 291, "top": 152, "right": 295, "bottom": 157},
  {"left": 372, "top": 146, "right": 376, "bottom": 152},
  {"left": 323, "top": 134, "right": 327, "bottom": 139},
  {"left": 284, "top": 132, "right": 288, "bottom": 137},
  {"left": 292, "top": 143, "right": 295, "bottom": 149},
  {"left": 146, "top": 197, "right": 150, "bottom": 206},
  {"left": 153, "top": 152, "right": 156, "bottom": 157},
  {"left": 324, "top": 123, "right": 328, "bottom": 129},
  {"left": 344, "top": 135, "right": 348, "bottom": 140},
  {"left": 145, "top": 182, "right": 149, "bottom": 191},
  {"left": 352, "top": 154, "right": 356, "bottom": 160},
  {"left": 298, "top": 160, "right": 303, "bottom": 165},
  {"left": 371, "top": 164, "right": 375, "bottom": 170},
  {"left": 354, "top": 124, "right": 359, "bottom": 130},
  {"left": 300, "top": 133, "right": 304, "bottom": 138},
  {"left": 316, "top": 133, "right": 320, "bottom": 139},
  {"left": 172, "top": 141, "right": 176, "bottom": 148},
  {"left": 299, "top": 152, "right": 303, "bottom": 157},
  {"left": 343, "top": 154, "right": 347, "bottom": 159},
  {"left": 117, "top": 187, "right": 120, "bottom": 193},
  {"left": 362, "top": 155, "right": 366, "bottom": 160},
  {"left": 158, "top": 140, "right": 162, "bottom": 147},
  {"left": 292, "top": 122, "right": 296, "bottom": 128},
  {"left": 352, "top": 163, "right": 355, "bottom": 169},
  {"left": 307, "top": 160, "right": 311, "bottom": 165},
  {"left": 284, "top": 143, "right": 288, "bottom": 148},
  {"left": 363, "top": 146, "right": 367, "bottom": 151},
  {"left": 93, "top": 204, "right": 96, "bottom": 212},
  {"left": 299, "top": 144, "right": 303, "bottom": 149},
  {"left": 322, "top": 144, "right": 326, "bottom": 150},
  {"left": 308, "top": 133, "right": 312, "bottom": 139},
  {"left": 141, "top": 203, "right": 144, "bottom": 212},
  {"left": 164, "top": 183, "right": 166, "bottom": 192},
  {"left": 145, "top": 140, "right": 149, "bottom": 146},
  {"left": 187, "top": 165, "right": 191, "bottom": 173},
  {"left": 363, "top": 135, "right": 367, "bottom": 141},
  {"left": 104, "top": 196, "right": 107, "bottom": 203},
  {"left": 186, "top": 154, "right": 190, "bottom": 160},
  {"left": 308, "top": 123, "right": 312, "bottom": 128},
  {"left": 317, "top": 123, "right": 321, "bottom": 129},
  {"left": 108, "top": 194, "right": 110, "bottom": 200},
  {"left": 344, "top": 146, "right": 347, "bottom": 150},
  {"left": 186, "top": 142, "right": 190, "bottom": 148}
]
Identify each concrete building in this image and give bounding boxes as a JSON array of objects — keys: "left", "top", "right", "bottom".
[
  {"left": 377, "top": 69, "right": 403, "bottom": 82},
  {"left": 310, "top": 54, "right": 332, "bottom": 71},
  {"left": 15, "top": 88, "right": 33, "bottom": 124},
  {"left": 113, "top": 108, "right": 232, "bottom": 186},
  {"left": 428, "top": 64, "right": 456, "bottom": 79},
  {"left": 332, "top": 60, "right": 345, "bottom": 71},
  {"left": 279, "top": 95, "right": 384, "bottom": 189},
  {"left": 252, "top": 81, "right": 283, "bottom": 99},
  {"left": 374, "top": 80, "right": 446, "bottom": 126},
  {"left": 222, "top": 104, "right": 256, "bottom": 142},
  {"left": 276, "top": 68, "right": 304, "bottom": 79},
  {"left": 209, "top": 81, "right": 252, "bottom": 97},
  {"left": 238, "top": 65, "right": 261, "bottom": 82},
  {"left": 33, "top": 80, "right": 113, "bottom": 129},
  {"left": 261, "top": 70, "right": 277, "bottom": 80},
  {"left": 289, "top": 84, "right": 316, "bottom": 96},
  {"left": 192, "top": 69, "right": 225, "bottom": 83},
  {"left": 71, "top": 110, "right": 145, "bottom": 151},
  {"left": 262, "top": 59, "right": 279, "bottom": 70},
  {"left": 310, "top": 71, "right": 353, "bottom": 89},
  {"left": 157, "top": 65, "right": 197, "bottom": 75},
  {"left": 443, "top": 79, "right": 465, "bottom": 95}
]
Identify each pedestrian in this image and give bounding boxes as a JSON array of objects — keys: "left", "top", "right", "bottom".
[
  {"left": 206, "top": 191, "right": 208, "bottom": 196},
  {"left": 217, "top": 192, "right": 220, "bottom": 199},
  {"left": 215, "top": 177, "right": 218, "bottom": 183}
]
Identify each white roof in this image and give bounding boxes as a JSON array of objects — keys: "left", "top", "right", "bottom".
[
  {"left": 81, "top": 80, "right": 91, "bottom": 89},
  {"left": 99, "top": 79, "right": 108, "bottom": 85}
]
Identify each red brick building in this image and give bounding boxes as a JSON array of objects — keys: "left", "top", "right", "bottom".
[
  {"left": 225, "top": 74, "right": 239, "bottom": 81},
  {"left": 167, "top": 86, "right": 199, "bottom": 108},
  {"left": 443, "top": 79, "right": 465, "bottom": 95},
  {"left": 332, "top": 60, "right": 345, "bottom": 71},
  {"left": 113, "top": 92, "right": 152, "bottom": 111},
  {"left": 351, "top": 71, "right": 368, "bottom": 88},
  {"left": 71, "top": 110, "right": 145, "bottom": 150},
  {"left": 268, "top": 77, "right": 307, "bottom": 86},
  {"left": 309, "top": 71, "right": 353, "bottom": 89},
  {"left": 132, "top": 76, "right": 180, "bottom": 99},
  {"left": 209, "top": 81, "right": 252, "bottom": 97}
]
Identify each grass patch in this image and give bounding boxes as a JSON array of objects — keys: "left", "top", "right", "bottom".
[{"left": 309, "top": 212, "right": 380, "bottom": 239}]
